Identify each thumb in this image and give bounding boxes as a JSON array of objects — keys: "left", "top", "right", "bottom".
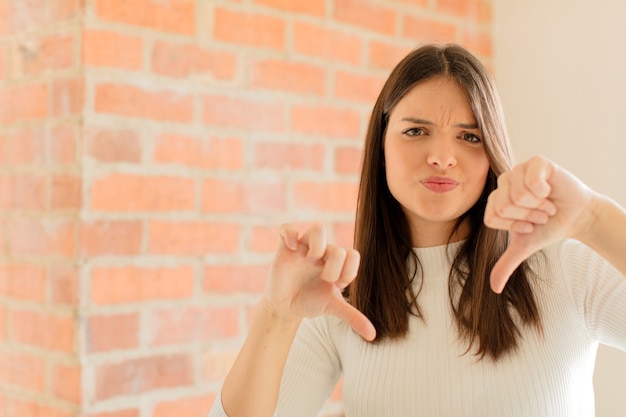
[
  {"left": 326, "top": 296, "right": 376, "bottom": 341},
  {"left": 490, "top": 237, "right": 533, "bottom": 294}
]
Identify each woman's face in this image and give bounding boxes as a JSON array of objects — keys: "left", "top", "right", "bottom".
[{"left": 384, "top": 76, "right": 490, "bottom": 247}]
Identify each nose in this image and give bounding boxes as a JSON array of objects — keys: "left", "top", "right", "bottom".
[{"left": 426, "top": 138, "right": 457, "bottom": 168}]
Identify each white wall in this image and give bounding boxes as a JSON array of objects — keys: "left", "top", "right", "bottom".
[{"left": 494, "top": 1, "right": 626, "bottom": 415}]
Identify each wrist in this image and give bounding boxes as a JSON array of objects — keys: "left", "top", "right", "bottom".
[
  {"left": 571, "top": 192, "right": 605, "bottom": 244},
  {"left": 258, "top": 297, "right": 303, "bottom": 327}
]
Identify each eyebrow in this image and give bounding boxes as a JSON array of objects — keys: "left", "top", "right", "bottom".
[{"left": 400, "top": 117, "right": 479, "bottom": 130}]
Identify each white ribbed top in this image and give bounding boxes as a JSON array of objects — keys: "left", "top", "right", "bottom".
[{"left": 209, "top": 239, "right": 626, "bottom": 417}]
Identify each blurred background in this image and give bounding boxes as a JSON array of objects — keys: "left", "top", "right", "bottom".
[{"left": 0, "top": 0, "right": 624, "bottom": 416}]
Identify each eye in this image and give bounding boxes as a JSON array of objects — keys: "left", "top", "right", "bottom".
[
  {"left": 403, "top": 127, "right": 426, "bottom": 137},
  {"left": 461, "top": 132, "right": 481, "bottom": 143}
]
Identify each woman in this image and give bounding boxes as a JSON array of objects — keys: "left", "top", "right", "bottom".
[{"left": 209, "top": 44, "right": 626, "bottom": 416}]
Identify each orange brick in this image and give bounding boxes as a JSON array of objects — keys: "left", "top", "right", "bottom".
[
  {"left": 333, "top": 0, "right": 397, "bottom": 35},
  {"left": 148, "top": 221, "right": 240, "bottom": 255},
  {"left": 51, "top": 174, "right": 82, "bottom": 210},
  {"left": 252, "top": 0, "right": 325, "bottom": 16},
  {"left": 0, "top": 174, "right": 47, "bottom": 210},
  {"left": 201, "top": 178, "right": 286, "bottom": 214},
  {"left": 0, "top": 43, "right": 6, "bottom": 80},
  {"left": 0, "top": 83, "right": 48, "bottom": 124},
  {"left": 403, "top": 15, "right": 457, "bottom": 43},
  {"left": 50, "top": 0, "right": 83, "bottom": 21},
  {"left": 8, "top": 218, "right": 75, "bottom": 258},
  {"left": 293, "top": 21, "right": 362, "bottom": 66},
  {"left": 203, "top": 94, "right": 285, "bottom": 132},
  {"left": 11, "top": 34, "right": 74, "bottom": 77},
  {"left": 251, "top": 59, "right": 326, "bottom": 95},
  {"left": 0, "top": 349, "right": 45, "bottom": 391},
  {"left": 291, "top": 104, "right": 361, "bottom": 138},
  {"left": 153, "top": 394, "right": 216, "bottom": 417},
  {"left": 153, "top": 134, "right": 244, "bottom": 171},
  {"left": 293, "top": 180, "right": 358, "bottom": 211},
  {"left": 95, "top": 354, "right": 193, "bottom": 400},
  {"left": 9, "top": 398, "right": 74, "bottom": 417},
  {"left": 8, "top": 127, "right": 46, "bottom": 164},
  {"left": 83, "top": 29, "right": 144, "bottom": 70},
  {"left": 334, "top": 70, "right": 386, "bottom": 103},
  {"left": 85, "top": 126, "right": 142, "bottom": 163},
  {"left": 478, "top": 0, "right": 493, "bottom": 23},
  {"left": 0, "top": 306, "right": 5, "bottom": 340},
  {"left": 90, "top": 173, "right": 195, "bottom": 212},
  {"left": 51, "top": 77, "right": 84, "bottom": 117},
  {"left": 50, "top": 123, "right": 77, "bottom": 164},
  {"left": 80, "top": 220, "right": 142, "bottom": 256},
  {"left": 87, "top": 411, "right": 139, "bottom": 417},
  {"left": 253, "top": 141, "right": 325, "bottom": 171},
  {"left": 202, "top": 350, "right": 238, "bottom": 382},
  {"left": 213, "top": 7, "right": 286, "bottom": 49},
  {"left": 95, "top": 83, "right": 194, "bottom": 122},
  {"left": 91, "top": 265, "right": 194, "bottom": 305},
  {"left": 51, "top": 362, "right": 81, "bottom": 403},
  {"left": 203, "top": 264, "right": 268, "bottom": 294},
  {"left": 149, "top": 306, "right": 240, "bottom": 345},
  {"left": 151, "top": 41, "right": 236, "bottom": 80},
  {"left": 88, "top": 313, "right": 139, "bottom": 352},
  {"left": 249, "top": 224, "right": 280, "bottom": 254},
  {"left": 12, "top": 310, "right": 74, "bottom": 352},
  {"left": 462, "top": 27, "right": 493, "bottom": 58},
  {"left": 0, "top": 2, "right": 11, "bottom": 35},
  {"left": 437, "top": 0, "right": 486, "bottom": 20},
  {"left": 0, "top": 263, "right": 46, "bottom": 302},
  {"left": 368, "top": 40, "right": 413, "bottom": 70},
  {"left": 96, "top": 0, "right": 196, "bottom": 35},
  {"left": 335, "top": 145, "right": 363, "bottom": 175},
  {"left": 49, "top": 264, "right": 79, "bottom": 306}
]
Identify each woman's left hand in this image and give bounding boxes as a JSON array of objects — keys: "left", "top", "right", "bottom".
[{"left": 484, "top": 155, "right": 596, "bottom": 293}]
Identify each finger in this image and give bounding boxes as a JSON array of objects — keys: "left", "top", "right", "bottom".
[
  {"left": 300, "top": 224, "right": 327, "bottom": 261},
  {"left": 490, "top": 238, "right": 534, "bottom": 294},
  {"left": 510, "top": 164, "right": 548, "bottom": 209},
  {"left": 335, "top": 249, "right": 361, "bottom": 290},
  {"left": 525, "top": 156, "right": 553, "bottom": 199},
  {"left": 326, "top": 296, "right": 376, "bottom": 341},
  {"left": 279, "top": 223, "right": 299, "bottom": 251},
  {"left": 319, "top": 245, "right": 347, "bottom": 284}
]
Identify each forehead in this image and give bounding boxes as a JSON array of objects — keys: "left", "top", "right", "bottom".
[{"left": 389, "top": 76, "right": 476, "bottom": 123}]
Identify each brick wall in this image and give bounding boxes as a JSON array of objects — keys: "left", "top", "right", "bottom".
[{"left": 0, "top": 0, "right": 493, "bottom": 416}]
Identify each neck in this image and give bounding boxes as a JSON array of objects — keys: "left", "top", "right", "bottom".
[{"left": 409, "top": 218, "right": 469, "bottom": 248}]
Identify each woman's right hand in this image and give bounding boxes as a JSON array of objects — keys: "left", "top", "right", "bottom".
[{"left": 262, "top": 223, "right": 376, "bottom": 341}]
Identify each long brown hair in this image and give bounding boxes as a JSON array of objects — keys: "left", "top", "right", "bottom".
[{"left": 347, "top": 44, "right": 541, "bottom": 360}]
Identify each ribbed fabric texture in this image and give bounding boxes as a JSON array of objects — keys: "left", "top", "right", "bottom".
[{"left": 209, "top": 239, "right": 626, "bottom": 417}]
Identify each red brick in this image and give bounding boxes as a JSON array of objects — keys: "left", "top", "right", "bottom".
[
  {"left": 334, "top": 70, "right": 386, "bottom": 103},
  {"left": 9, "top": 398, "right": 74, "bottom": 417},
  {"left": 8, "top": 218, "right": 75, "bottom": 258},
  {"left": 251, "top": 59, "right": 326, "bottom": 96},
  {"left": 249, "top": 224, "right": 280, "bottom": 254},
  {"left": 0, "top": 2, "right": 11, "bottom": 35},
  {"left": 95, "top": 83, "right": 194, "bottom": 122},
  {"left": 85, "top": 126, "right": 142, "bottom": 163},
  {"left": 50, "top": 123, "right": 77, "bottom": 164},
  {"left": 151, "top": 41, "right": 236, "bottom": 80},
  {"left": 95, "top": 354, "right": 193, "bottom": 400},
  {"left": 291, "top": 104, "right": 361, "bottom": 138},
  {"left": 333, "top": 0, "right": 397, "bottom": 35},
  {"left": 0, "top": 83, "right": 48, "bottom": 124},
  {"left": 11, "top": 34, "right": 74, "bottom": 77},
  {"left": 293, "top": 21, "right": 362, "bottom": 66},
  {"left": 49, "top": 264, "right": 79, "bottom": 305},
  {"left": 0, "top": 43, "right": 6, "bottom": 80},
  {"left": 0, "top": 263, "right": 46, "bottom": 302},
  {"left": 149, "top": 306, "right": 239, "bottom": 346},
  {"left": 90, "top": 173, "right": 195, "bottom": 212},
  {"left": 50, "top": 0, "right": 84, "bottom": 21},
  {"left": 88, "top": 313, "right": 139, "bottom": 352},
  {"left": 0, "top": 174, "right": 47, "bottom": 211},
  {"left": 203, "top": 264, "right": 268, "bottom": 294},
  {"left": 153, "top": 134, "right": 244, "bottom": 171},
  {"left": 8, "top": 127, "right": 46, "bottom": 164},
  {"left": 203, "top": 94, "right": 285, "bottom": 132},
  {"left": 201, "top": 178, "right": 286, "bottom": 214},
  {"left": 51, "top": 174, "right": 82, "bottom": 210},
  {"left": 0, "top": 349, "right": 45, "bottom": 391},
  {"left": 253, "top": 141, "right": 325, "bottom": 171},
  {"left": 83, "top": 29, "right": 144, "bottom": 70},
  {"left": 462, "top": 27, "right": 493, "bottom": 58},
  {"left": 334, "top": 145, "right": 363, "bottom": 175},
  {"left": 293, "top": 180, "right": 358, "bottom": 211},
  {"left": 203, "top": 350, "right": 238, "bottom": 382},
  {"left": 0, "top": 306, "right": 5, "bottom": 341},
  {"left": 368, "top": 40, "right": 413, "bottom": 70},
  {"left": 403, "top": 15, "right": 457, "bottom": 43},
  {"left": 91, "top": 265, "right": 194, "bottom": 305},
  {"left": 51, "top": 362, "right": 81, "bottom": 403},
  {"left": 51, "top": 77, "right": 84, "bottom": 117},
  {"left": 214, "top": 7, "right": 286, "bottom": 49},
  {"left": 252, "top": 0, "right": 325, "bottom": 16},
  {"left": 153, "top": 394, "right": 216, "bottom": 417},
  {"left": 148, "top": 221, "right": 240, "bottom": 255},
  {"left": 12, "top": 310, "right": 74, "bottom": 352},
  {"left": 437, "top": 0, "right": 487, "bottom": 20},
  {"left": 96, "top": 0, "right": 196, "bottom": 35},
  {"left": 80, "top": 220, "right": 142, "bottom": 257}
]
